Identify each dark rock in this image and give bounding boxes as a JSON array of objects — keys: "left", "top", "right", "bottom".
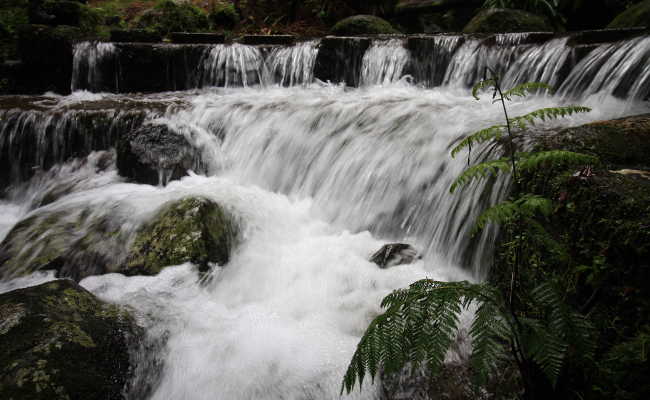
[
  {"left": 562, "top": 0, "right": 633, "bottom": 30},
  {"left": 124, "top": 197, "right": 239, "bottom": 276},
  {"left": 342, "top": 0, "right": 399, "bottom": 17},
  {"left": 394, "top": 1, "right": 480, "bottom": 33},
  {"left": 568, "top": 27, "right": 647, "bottom": 45},
  {"left": 370, "top": 243, "right": 420, "bottom": 268},
  {"left": 608, "top": 0, "right": 650, "bottom": 28},
  {"left": 110, "top": 29, "right": 162, "bottom": 43},
  {"left": 331, "top": 14, "right": 400, "bottom": 36},
  {"left": 116, "top": 123, "right": 202, "bottom": 186},
  {"left": 170, "top": 32, "right": 225, "bottom": 44},
  {"left": 242, "top": 35, "right": 295, "bottom": 45},
  {"left": 109, "top": 42, "right": 207, "bottom": 92},
  {"left": 463, "top": 8, "right": 553, "bottom": 33},
  {"left": 16, "top": 24, "right": 84, "bottom": 94},
  {"left": 395, "top": 0, "right": 481, "bottom": 15},
  {"left": 0, "top": 279, "right": 141, "bottom": 400},
  {"left": 313, "top": 36, "right": 371, "bottom": 86}
]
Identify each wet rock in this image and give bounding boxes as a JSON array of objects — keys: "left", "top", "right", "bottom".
[
  {"left": 331, "top": 15, "right": 400, "bottom": 36},
  {"left": 110, "top": 29, "right": 162, "bottom": 43},
  {"left": 0, "top": 197, "right": 238, "bottom": 281},
  {"left": 608, "top": 0, "right": 650, "bottom": 29},
  {"left": 242, "top": 35, "right": 295, "bottom": 45},
  {"left": 15, "top": 24, "right": 83, "bottom": 94},
  {"left": 370, "top": 243, "right": 420, "bottom": 268},
  {"left": 568, "top": 27, "right": 646, "bottom": 45},
  {"left": 313, "top": 36, "right": 370, "bottom": 86},
  {"left": 170, "top": 32, "right": 225, "bottom": 44},
  {"left": 463, "top": 8, "right": 552, "bottom": 34},
  {"left": 124, "top": 197, "right": 238, "bottom": 276},
  {"left": 116, "top": 123, "right": 201, "bottom": 186},
  {"left": 0, "top": 279, "right": 141, "bottom": 400}
]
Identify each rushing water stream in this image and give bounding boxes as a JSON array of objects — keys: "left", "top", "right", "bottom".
[{"left": 2, "top": 33, "right": 650, "bottom": 399}]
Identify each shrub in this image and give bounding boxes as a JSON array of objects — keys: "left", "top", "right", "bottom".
[
  {"left": 209, "top": 2, "right": 239, "bottom": 30},
  {"left": 136, "top": 0, "right": 209, "bottom": 36}
]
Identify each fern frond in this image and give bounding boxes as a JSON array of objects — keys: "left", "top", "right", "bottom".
[
  {"left": 472, "top": 78, "right": 497, "bottom": 100},
  {"left": 451, "top": 125, "right": 506, "bottom": 158},
  {"left": 516, "top": 150, "right": 598, "bottom": 172},
  {"left": 502, "top": 82, "right": 554, "bottom": 100},
  {"left": 474, "top": 194, "right": 552, "bottom": 232},
  {"left": 342, "top": 280, "right": 495, "bottom": 394},
  {"left": 508, "top": 106, "right": 591, "bottom": 130},
  {"left": 450, "top": 158, "right": 512, "bottom": 193}
]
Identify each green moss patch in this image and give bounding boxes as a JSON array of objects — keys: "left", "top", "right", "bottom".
[
  {"left": 0, "top": 280, "right": 140, "bottom": 400},
  {"left": 331, "top": 14, "right": 400, "bottom": 35},
  {"left": 463, "top": 7, "right": 552, "bottom": 33}
]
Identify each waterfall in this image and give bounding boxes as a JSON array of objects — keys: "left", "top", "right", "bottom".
[
  {"left": 360, "top": 39, "right": 410, "bottom": 86},
  {"left": 265, "top": 40, "right": 320, "bottom": 86},
  {"left": 2, "top": 31, "right": 650, "bottom": 400},
  {"left": 71, "top": 41, "right": 118, "bottom": 92}
]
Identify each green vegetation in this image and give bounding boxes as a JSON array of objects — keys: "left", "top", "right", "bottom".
[
  {"left": 463, "top": 7, "right": 553, "bottom": 33},
  {"left": 343, "top": 76, "right": 599, "bottom": 398},
  {"left": 608, "top": 0, "right": 650, "bottom": 28},
  {"left": 135, "top": 0, "right": 209, "bottom": 35},
  {"left": 209, "top": 2, "right": 240, "bottom": 30}
]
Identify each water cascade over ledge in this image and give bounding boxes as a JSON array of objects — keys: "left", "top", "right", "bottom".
[{"left": 2, "top": 29, "right": 650, "bottom": 400}]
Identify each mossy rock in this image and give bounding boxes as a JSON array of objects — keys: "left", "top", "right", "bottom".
[
  {"left": 463, "top": 8, "right": 552, "bottom": 33},
  {"left": 608, "top": 0, "right": 650, "bottom": 28},
  {"left": 0, "top": 279, "right": 141, "bottom": 400},
  {"left": 135, "top": 0, "right": 209, "bottom": 37},
  {"left": 331, "top": 14, "right": 400, "bottom": 35},
  {"left": 124, "top": 197, "right": 238, "bottom": 276},
  {"left": 208, "top": 2, "right": 239, "bottom": 30}
]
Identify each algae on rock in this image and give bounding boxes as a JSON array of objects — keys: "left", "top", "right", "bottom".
[
  {"left": 124, "top": 197, "right": 238, "bottom": 276},
  {"left": 0, "top": 279, "right": 141, "bottom": 400}
]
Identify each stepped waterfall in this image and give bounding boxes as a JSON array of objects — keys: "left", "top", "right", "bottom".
[{"left": 1, "top": 32, "right": 650, "bottom": 399}]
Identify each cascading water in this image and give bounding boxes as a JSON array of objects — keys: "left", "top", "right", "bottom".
[
  {"left": 71, "top": 41, "right": 118, "bottom": 92},
  {"left": 360, "top": 39, "right": 410, "bottom": 85},
  {"left": 2, "top": 31, "right": 650, "bottom": 400}
]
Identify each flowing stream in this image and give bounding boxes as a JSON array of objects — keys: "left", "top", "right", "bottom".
[{"left": 2, "top": 33, "right": 650, "bottom": 399}]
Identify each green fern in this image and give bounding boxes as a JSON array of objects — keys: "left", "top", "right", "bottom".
[
  {"left": 502, "top": 82, "right": 554, "bottom": 99},
  {"left": 474, "top": 194, "right": 552, "bottom": 232},
  {"left": 450, "top": 158, "right": 512, "bottom": 193}
]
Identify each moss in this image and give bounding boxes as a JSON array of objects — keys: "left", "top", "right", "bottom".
[
  {"left": 463, "top": 8, "right": 553, "bottom": 33},
  {"left": 491, "top": 113, "right": 650, "bottom": 398},
  {"left": 0, "top": 280, "right": 140, "bottom": 400},
  {"left": 135, "top": 0, "right": 209, "bottom": 36},
  {"left": 608, "top": 0, "right": 650, "bottom": 28},
  {"left": 331, "top": 14, "right": 400, "bottom": 35},
  {"left": 209, "top": 2, "right": 239, "bottom": 30},
  {"left": 125, "top": 196, "right": 238, "bottom": 275}
]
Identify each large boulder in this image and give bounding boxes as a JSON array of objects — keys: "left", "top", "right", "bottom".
[
  {"left": 0, "top": 279, "right": 141, "bottom": 400},
  {"left": 608, "top": 0, "right": 650, "bottom": 28},
  {"left": 124, "top": 197, "right": 238, "bottom": 276},
  {"left": 463, "top": 8, "right": 552, "bottom": 33},
  {"left": 0, "top": 197, "right": 238, "bottom": 281},
  {"left": 331, "top": 14, "right": 400, "bottom": 35},
  {"left": 116, "top": 123, "right": 201, "bottom": 186}
]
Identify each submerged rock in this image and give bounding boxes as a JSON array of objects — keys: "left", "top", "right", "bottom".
[
  {"left": 331, "top": 15, "right": 400, "bottom": 36},
  {"left": 370, "top": 243, "right": 420, "bottom": 268},
  {"left": 0, "top": 197, "right": 237, "bottom": 281},
  {"left": 463, "top": 8, "right": 552, "bottom": 33},
  {"left": 116, "top": 123, "right": 202, "bottom": 186},
  {"left": 0, "top": 279, "right": 140, "bottom": 400},
  {"left": 124, "top": 197, "right": 238, "bottom": 276}
]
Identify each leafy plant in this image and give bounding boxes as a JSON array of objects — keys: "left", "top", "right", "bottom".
[
  {"left": 342, "top": 73, "right": 598, "bottom": 398},
  {"left": 483, "top": 0, "right": 563, "bottom": 23}
]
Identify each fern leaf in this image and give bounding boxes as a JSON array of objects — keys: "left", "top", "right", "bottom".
[
  {"left": 502, "top": 82, "right": 554, "bottom": 99},
  {"left": 472, "top": 78, "right": 497, "bottom": 100},
  {"left": 450, "top": 158, "right": 512, "bottom": 193},
  {"left": 451, "top": 125, "right": 506, "bottom": 158},
  {"left": 473, "top": 194, "right": 552, "bottom": 232},
  {"left": 508, "top": 106, "right": 591, "bottom": 130},
  {"left": 516, "top": 150, "right": 598, "bottom": 172},
  {"left": 341, "top": 280, "right": 493, "bottom": 394}
]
